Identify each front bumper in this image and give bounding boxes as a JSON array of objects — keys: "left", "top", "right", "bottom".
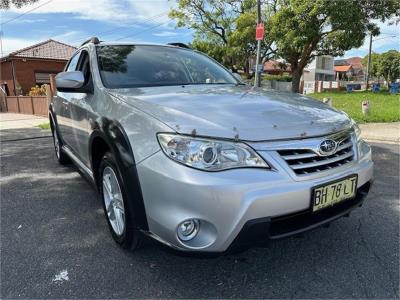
[{"left": 137, "top": 139, "right": 373, "bottom": 252}]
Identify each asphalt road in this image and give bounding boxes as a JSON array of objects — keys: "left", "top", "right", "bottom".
[{"left": 1, "top": 129, "right": 399, "bottom": 299}]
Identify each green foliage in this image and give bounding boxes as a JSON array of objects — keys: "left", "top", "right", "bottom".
[
  {"left": 362, "top": 53, "right": 381, "bottom": 78},
  {"left": 378, "top": 50, "right": 400, "bottom": 83},
  {"left": 170, "top": 0, "right": 276, "bottom": 74},
  {"left": 309, "top": 91, "right": 400, "bottom": 123},
  {"left": 170, "top": 0, "right": 399, "bottom": 91},
  {"left": 191, "top": 37, "right": 228, "bottom": 66},
  {"left": 0, "top": 0, "right": 38, "bottom": 9},
  {"left": 268, "top": 0, "right": 399, "bottom": 92},
  {"left": 363, "top": 50, "right": 400, "bottom": 84},
  {"left": 37, "top": 123, "right": 51, "bottom": 130},
  {"left": 263, "top": 74, "right": 292, "bottom": 82}
]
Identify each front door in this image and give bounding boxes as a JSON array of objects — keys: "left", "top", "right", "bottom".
[
  {"left": 68, "top": 49, "right": 93, "bottom": 166},
  {"left": 55, "top": 51, "right": 81, "bottom": 148}
]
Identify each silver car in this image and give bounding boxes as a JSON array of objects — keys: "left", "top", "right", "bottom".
[{"left": 50, "top": 38, "right": 373, "bottom": 253}]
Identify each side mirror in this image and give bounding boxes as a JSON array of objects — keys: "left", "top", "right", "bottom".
[{"left": 56, "top": 71, "right": 88, "bottom": 93}]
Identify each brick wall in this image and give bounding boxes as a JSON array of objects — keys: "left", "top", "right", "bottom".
[
  {"left": 0, "top": 60, "right": 15, "bottom": 95},
  {"left": 0, "top": 57, "right": 67, "bottom": 96}
]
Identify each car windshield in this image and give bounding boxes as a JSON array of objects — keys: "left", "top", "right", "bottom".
[{"left": 96, "top": 45, "right": 238, "bottom": 88}]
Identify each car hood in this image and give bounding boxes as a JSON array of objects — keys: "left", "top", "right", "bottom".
[{"left": 108, "top": 85, "right": 352, "bottom": 141}]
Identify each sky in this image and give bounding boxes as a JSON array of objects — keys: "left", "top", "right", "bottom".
[{"left": 0, "top": 0, "right": 399, "bottom": 59}]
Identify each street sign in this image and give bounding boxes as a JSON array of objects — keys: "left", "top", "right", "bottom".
[
  {"left": 256, "top": 23, "right": 264, "bottom": 41},
  {"left": 256, "top": 64, "right": 264, "bottom": 73}
]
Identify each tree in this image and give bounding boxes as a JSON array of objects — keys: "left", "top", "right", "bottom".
[
  {"left": 169, "top": 0, "right": 276, "bottom": 76},
  {"left": 362, "top": 50, "right": 400, "bottom": 86},
  {"left": 0, "top": 0, "right": 38, "bottom": 9},
  {"left": 362, "top": 52, "right": 381, "bottom": 81},
  {"left": 268, "top": 0, "right": 400, "bottom": 92},
  {"left": 377, "top": 50, "right": 400, "bottom": 86}
]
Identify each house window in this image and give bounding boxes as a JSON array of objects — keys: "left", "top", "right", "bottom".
[{"left": 35, "top": 72, "right": 54, "bottom": 85}]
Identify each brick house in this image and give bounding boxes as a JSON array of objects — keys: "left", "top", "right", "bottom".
[
  {"left": 0, "top": 39, "right": 76, "bottom": 96},
  {"left": 334, "top": 57, "right": 364, "bottom": 81},
  {"left": 264, "top": 60, "right": 292, "bottom": 75}
]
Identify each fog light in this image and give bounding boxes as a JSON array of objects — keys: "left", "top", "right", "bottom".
[{"left": 177, "top": 219, "right": 199, "bottom": 241}]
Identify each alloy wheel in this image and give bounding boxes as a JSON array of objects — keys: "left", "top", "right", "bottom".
[{"left": 102, "top": 166, "right": 125, "bottom": 236}]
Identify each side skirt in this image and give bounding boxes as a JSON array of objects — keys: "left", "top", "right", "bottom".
[{"left": 62, "top": 145, "right": 95, "bottom": 184}]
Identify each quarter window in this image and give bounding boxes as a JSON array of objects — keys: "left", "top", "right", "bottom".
[{"left": 66, "top": 51, "right": 81, "bottom": 72}]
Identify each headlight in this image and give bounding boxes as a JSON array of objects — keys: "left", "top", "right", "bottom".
[
  {"left": 351, "top": 120, "right": 361, "bottom": 140},
  {"left": 157, "top": 133, "right": 270, "bottom": 171}
]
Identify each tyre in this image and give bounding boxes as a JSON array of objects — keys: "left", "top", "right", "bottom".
[
  {"left": 51, "top": 122, "right": 70, "bottom": 165},
  {"left": 99, "top": 152, "right": 143, "bottom": 250}
]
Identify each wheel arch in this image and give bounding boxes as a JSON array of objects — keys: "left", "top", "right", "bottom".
[
  {"left": 89, "top": 117, "right": 149, "bottom": 231},
  {"left": 48, "top": 103, "right": 56, "bottom": 130}
]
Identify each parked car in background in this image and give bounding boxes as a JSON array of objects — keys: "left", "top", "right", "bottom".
[{"left": 49, "top": 38, "right": 373, "bottom": 253}]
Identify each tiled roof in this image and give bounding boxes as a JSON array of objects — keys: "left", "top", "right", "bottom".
[
  {"left": 8, "top": 39, "right": 77, "bottom": 60},
  {"left": 345, "top": 57, "right": 363, "bottom": 69},
  {"left": 264, "top": 60, "right": 291, "bottom": 72},
  {"left": 334, "top": 65, "right": 352, "bottom": 72},
  {"left": 334, "top": 57, "right": 363, "bottom": 69}
]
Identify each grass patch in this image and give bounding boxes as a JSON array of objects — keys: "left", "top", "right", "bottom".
[
  {"left": 309, "top": 91, "right": 400, "bottom": 123},
  {"left": 37, "top": 122, "right": 51, "bottom": 130}
]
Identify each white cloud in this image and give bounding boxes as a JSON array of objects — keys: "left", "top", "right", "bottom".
[
  {"left": 1, "top": 37, "right": 39, "bottom": 55},
  {"left": 1, "top": 31, "right": 84, "bottom": 57},
  {"left": 343, "top": 20, "right": 399, "bottom": 57},
  {"left": 153, "top": 31, "right": 178, "bottom": 37},
  {"left": 6, "top": 0, "right": 174, "bottom": 24},
  {"left": 11, "top": 18, "right": 47, "bottom": 24}
]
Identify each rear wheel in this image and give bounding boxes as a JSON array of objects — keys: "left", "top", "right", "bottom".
[
  {"left": 51, "top": 122, "right": 70, "bottom": 165},
  {"left": 99, "top": 152, "right": 142, "bottom": 250}
]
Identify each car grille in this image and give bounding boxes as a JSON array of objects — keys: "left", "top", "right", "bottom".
[{"left": 277, "top": 134, "right": 354, "bottom": 175}]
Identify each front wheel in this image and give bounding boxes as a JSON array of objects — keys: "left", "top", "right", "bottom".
[
  {"left": 99, "top": 152, "right": 143, "bottom": 250},
  {"left": 51, "top": 124, "right": 70, "bottom": 165}
]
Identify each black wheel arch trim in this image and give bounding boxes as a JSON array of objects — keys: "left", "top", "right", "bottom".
[
  {"left": 89, "top": 116, "right": 149, "bottom": 231},
  {"left": 48, "top": 104, "right": 65, "bottom": 144}
]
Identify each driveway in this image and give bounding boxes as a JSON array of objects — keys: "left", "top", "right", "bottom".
[{"left": 1, "top": 115, "right": 399, "bottom": 299}]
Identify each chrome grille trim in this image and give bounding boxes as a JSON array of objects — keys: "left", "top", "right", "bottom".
[
  {"left": 290, "top": 151, "right": 354, "bottom": 170},
  {"left": 276, "top": 131, "right": 355, "bottom": 176}
]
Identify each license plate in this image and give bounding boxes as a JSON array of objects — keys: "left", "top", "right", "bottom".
[{"left": 312, "top": 175, "right": 358, "bottom": 212}]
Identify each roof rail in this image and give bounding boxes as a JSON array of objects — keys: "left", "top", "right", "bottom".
[
  {"left": 80, "top": 37, "right": 100, "bottom": 47},
  {"left": 167, "top": 42, "right": 190, "bottom": 49}
]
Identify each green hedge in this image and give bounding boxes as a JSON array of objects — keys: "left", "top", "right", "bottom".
[{"left": 263, "top": 74, "right": 292, "bottom": 82}]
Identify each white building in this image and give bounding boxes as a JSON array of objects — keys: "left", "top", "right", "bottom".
[{"left": 303, "top": 55, "right": 335, "bottom": 82}]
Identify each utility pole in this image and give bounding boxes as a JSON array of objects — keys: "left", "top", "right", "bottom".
[
  {"left": 254, "top": 0, "right": 262, "bottom": 88},
  {"left": 365, "top": 33, "right": 373, "bottom": 90}
]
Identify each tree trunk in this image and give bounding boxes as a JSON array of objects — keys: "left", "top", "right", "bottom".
[
  {"left": 291, "top": 69, "right": 302, "bottom": 93},
  {"left": 243, "top": 63, "right": 249, "bottom": 77}
]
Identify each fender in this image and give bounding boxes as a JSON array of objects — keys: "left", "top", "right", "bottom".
[{"left": 89, "top": 116, "right": 149, "bottom": 231}]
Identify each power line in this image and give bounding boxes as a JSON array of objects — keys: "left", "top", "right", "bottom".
[
  {"left": 1, "top": 0, "right": 55, "bottom": 26},
  {"left": 115, "top": 20, "right": 172, "bottom": 41},
  {"left": 57, "top": 11, "right": 169, "bottom": 46}
]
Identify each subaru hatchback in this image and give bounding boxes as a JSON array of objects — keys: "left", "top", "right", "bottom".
[{"left": 50, "top": 38, "right": 373, "bottom": 253}]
